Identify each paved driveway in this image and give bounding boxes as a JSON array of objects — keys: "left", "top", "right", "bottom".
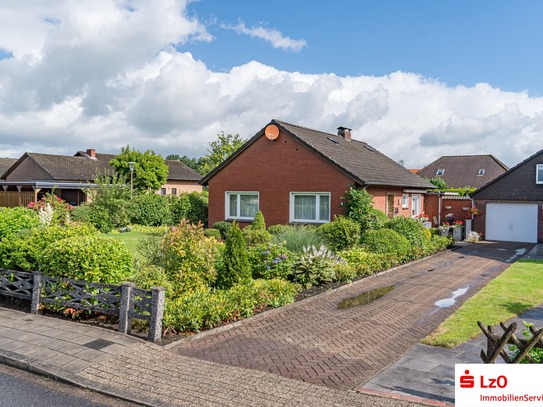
[{"left": 169, "top": 242, "right": 531, "bottom": 391}]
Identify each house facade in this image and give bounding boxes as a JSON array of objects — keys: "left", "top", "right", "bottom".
[
  {"left": 201, "top": 120, "right": 435, "bottom": 227},
  {"left": 472, "top": 149, "right": 543, "bottom": 243},
  {"left": 0, "top": 149, "right": 202, "bottom": 207}
]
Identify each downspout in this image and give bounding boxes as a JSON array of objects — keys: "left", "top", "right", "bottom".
[{"left": 438, "top": 191, "right": 442, "bottom": 226}]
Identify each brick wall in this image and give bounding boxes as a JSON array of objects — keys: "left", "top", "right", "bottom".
[{"left": 424, "top": 194, "right": 473, "bottom": 227}]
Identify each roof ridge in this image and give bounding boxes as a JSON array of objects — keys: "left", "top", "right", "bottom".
[{"left": 273, "top": 119, "right": 369, "bottom": 146}]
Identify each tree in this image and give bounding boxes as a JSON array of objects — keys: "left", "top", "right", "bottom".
[
  {"left": 427, "top": 177, "right": 448, "bottom": 190},
  {"left": 166, "top": 154, "right": 201, "bottom": 173},
  {"left": 197, "top": 132, "right": 246, "bottom": 175},
  {"left": 216, "top": 222, "right": 251, "bottom": 289},
  {"left": 109, "top": 146, "right": 168, "bottom": 192}
]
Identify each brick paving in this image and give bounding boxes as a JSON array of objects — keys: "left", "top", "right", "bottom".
[{"left": 169, "top": 241, "right": 531, "bottom": 390}]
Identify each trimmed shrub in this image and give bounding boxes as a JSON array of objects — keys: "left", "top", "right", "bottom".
[
  {"left": 360, "top": 229, "right": 412, "bottom": 257},
  {"left": 247, "top": 244, "right": 294, "bottom": 280},
  {"left": 366, "top": 208, "right": 388, "bottom": 231},
  {"left": 213, "top": 221, "right": 232, "bottom": 239},
  {"left": 271, "top": 225, "right": 326, "bottom": 254},
  {"left": 40, "top": 235, "right": 133, "bottom": 283},
  {"left": 128, "top": 193, "right": 170, "bottom": 226},
  {"left": 243, "top": 228, "right": 273, "bottom": 247},
  {"left": 216, "top": 222, "right": 251, "bottom": 289},
  {"left": 0, "top": 223, "right": 97, "bottom": 271},
  {"left": 89, "top": 199, "right": 130, "bottom": 233},
  {"left": 250, "top": 211, "right": 266, "bottom": 231},
  {"left": 161, "top": 220, "right": 218, "bottom": 294},
  {"left": 337, "top": 247, "right": 399, "bottom": 276},
  {"left": 168, "top": 194, "right": 191, "bottom": 224},
  {"left": 317, "top": 216, "right": 361, "bottom": 252},
  {"left": 291, "top": 245, "right": 340, "bottom": 288},
  {"left": 384, "top": 216, "right": 429, "bottom": 257},
  {"left": 204, "top": 228, "right": 222, "bottom": 240},
  {"left": 70, "top": 203, "right": 92, "bottom": 223},
  {"left": 0, "top": 207, "right": 40, "bottom": 239}
]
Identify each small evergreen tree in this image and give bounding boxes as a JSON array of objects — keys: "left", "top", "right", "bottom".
[
  {"left": 217, "top": 222, "right": 251, "bottom": 289},
  {"left": 251, "top": 211, "right": 266, "bottom": 231}
]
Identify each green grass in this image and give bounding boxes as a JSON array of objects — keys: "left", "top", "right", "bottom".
[
  {"left": 423, "top": 259, "right": 543, "bottom": 348},
  {"left": 106, "top": 231, "right": 154, "bottom": 258}
]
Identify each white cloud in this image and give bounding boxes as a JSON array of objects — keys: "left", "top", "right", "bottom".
[
  {"left": 1, "top": 2, "right": 543, "bottom": 171},
  {"left": 222, "top": 22, "right": 307, "bottom": 52}
]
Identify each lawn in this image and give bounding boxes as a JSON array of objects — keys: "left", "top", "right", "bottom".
[
  {"left": 106, "top": 231, "right": 154, "bottom": 259},
  {"left": 423, "top": 259, "right": 543, "bottom": 348}
]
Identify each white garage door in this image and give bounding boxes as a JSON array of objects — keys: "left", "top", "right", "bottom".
[{"left": 485, "top": 203, "right": 538, "bottom": 243}]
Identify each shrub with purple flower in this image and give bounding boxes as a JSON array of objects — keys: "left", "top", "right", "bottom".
[{"left": 247, "top": 244, "right": 294, "bottom": 280}]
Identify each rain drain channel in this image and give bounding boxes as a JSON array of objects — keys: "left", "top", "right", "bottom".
[{"left": 337, "top": 284, "right": 396, "bottom": 309}]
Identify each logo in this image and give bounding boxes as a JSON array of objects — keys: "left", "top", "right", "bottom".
[{"left": 460, "top": 369, "right": 475, "bottom": 388}]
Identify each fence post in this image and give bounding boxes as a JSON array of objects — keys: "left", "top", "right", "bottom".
[
  {"left": 148, "top": 286, "right": 165, "bottom": 342},
  {"left": 31, "top": 271, "right": 42, "bottom": 314},
  {"left": 119, "top": 282, "right": 134, "bottom": 335}
]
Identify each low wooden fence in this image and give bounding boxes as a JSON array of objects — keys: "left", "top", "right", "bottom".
[
  {"left": 478, "top": 321, "right": 543, "bottom": 363},
  {"left": 0, "top": 268, "right": 165, "bottom": 342},
  {"left": 0, "top": 191, "right": 35, "bottom": 208}
]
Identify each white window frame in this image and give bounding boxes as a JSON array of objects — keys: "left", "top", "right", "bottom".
[
  {"left": 411, "top": 194, "right": 421, "bottom": 217},
  {"left": 436, "top": 168, "right": 445, "bottom": 176},
  {"left": 290, "top": 192, "right": 331, "bottom": 224},
  {"left": 537, "top": 165, "right": 543, "bottom": 184},
  {"left": 478, "top": 168, "right": 485, "bottom": 176},
  {"left": 402, "top": 193, "right": 409, "bottom": 209},
  {"left": 225, "top": 192, "right": 259, "bottom": 220}
]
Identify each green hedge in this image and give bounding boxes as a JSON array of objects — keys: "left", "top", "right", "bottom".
[
  {"left": 360, "top": 228, "right": 412, "bottom": 257},
  {"left": 0, "top": 207, "right": 40, "bottom": 239}
]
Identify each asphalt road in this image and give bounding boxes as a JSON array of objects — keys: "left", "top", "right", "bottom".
[{"left": 0, "top": 363, "right": 136, "bottom": 407}]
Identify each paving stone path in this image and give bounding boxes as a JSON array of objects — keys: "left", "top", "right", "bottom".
[{"left": 169, "top": 242, "right": 531, "bottom": 390}]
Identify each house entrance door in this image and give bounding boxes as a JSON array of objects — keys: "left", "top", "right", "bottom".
[
  {"left": 386, "top": 194, "right": 395, "bottom": 218},
  {"left": 411, "top": 194, "right": 421, "bottom": 217}
]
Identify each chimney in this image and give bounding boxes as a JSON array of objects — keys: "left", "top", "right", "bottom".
[
  {"left": 86, "top": 149, "right": 96, "bottom": 158},
  {"left": 337, "top": 126, "right": 352, "bottom": 141}
]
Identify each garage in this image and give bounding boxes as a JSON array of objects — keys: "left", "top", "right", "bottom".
[{"left": 485, "top": 203, "right": 538, "bottom": 243}]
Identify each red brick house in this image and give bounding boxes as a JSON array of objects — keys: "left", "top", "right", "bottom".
[
  {"left": 472, "top": 148, "right": 543, "bottom": 243},
  {"left": 201, "top": 119, "right": 435, "bottom": 227},
  {"left": 0, "top": 149, "right": 201, "bottom": 207}
]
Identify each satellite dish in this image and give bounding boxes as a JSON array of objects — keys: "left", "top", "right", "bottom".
[{"left": 264, "top": 124, "right": 279, "bottom": 141}]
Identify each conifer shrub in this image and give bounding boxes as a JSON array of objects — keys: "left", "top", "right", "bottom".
[
  {"left": 250, "top": 211, "right": 266, "bottom": 230},
  {"left": 216, "top": 222, "right": 251, "bottom": 289}
]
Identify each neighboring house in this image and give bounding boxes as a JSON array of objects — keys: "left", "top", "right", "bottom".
[
  {"left": 159, "top": 159, "right": 202, "bottom": 196},
  {"left": 0, "top": 149, "right": 201, "bottom": 207},
  {"left": 472, "top": 148, "right": 543, "bottom": 243},
  {"left": 417, "top": 155, "right": 509, "bottom": 189},
  {"left": 201, "top": 119, "right": 435, "bottom": 227}
]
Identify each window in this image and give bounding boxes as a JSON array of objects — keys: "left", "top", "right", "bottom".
[
  {"left": 436, "top": 168, "right": 445, "bottom": 176},
  {"left": 537, "top": 165, "right": 543, "bottom": 184},
  {"left": 171, "top": 188, "right": 177, "bottom": 196},
  {"left": 478, "top": 169, "right": 485, "bottom": 176},
  {"left": 226, "top": 192, "right": 259, "bottom": 220},
  {"left": 402, "top": 194, "right": 409, "bottom": 209},
  {"left": 290, "top": 193, "right": 330, "bottom": 223},
  {"left": 160, "top": 188, "right": 166, "bottom": 196}
]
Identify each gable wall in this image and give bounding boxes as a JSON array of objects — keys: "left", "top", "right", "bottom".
[
  {"left": 207, "top": 131, "right": 353, "bottom": 226},
  {"left": 4, "top": 158, "right": 50, "bottom": 182}
]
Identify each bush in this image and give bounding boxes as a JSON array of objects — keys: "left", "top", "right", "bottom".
[
  {"left": 247, "top": 244, "right": 294, "bottom": 280},
  {"left": 129, "top": 264, "right": 174, "bottom": 296},
  {"left": 70, "top": 204, "right": 92, "bottom": 223},
  {"left": 204, "top": 228, "right": 222, "bottom": 240},
  {"left": 168, "top": 194, "right": 191, "bottom": 224},
  {"left": 250, "top": 211, "right": 266, "bottom": 231},
  {"left": 317, "top": 216, "right": 360, "bottom": 252},
  {"left": 243, "top": 228, "right": 273, "bottom": 247},
  {"left": 213, "top": 221, "right": 232, "bottom": 239},
  {"left": 128, "top": 193, "right": 171, "bottom": 226},
  {"left": 384, "top": 216, "right": 429, "bottom": 257},
  {"left": 333, "top": 262, "right": 358, "bottom": 282},
  {"left": 27, "top": 193, "right": 72, "bottom": 226},
  {"left": 40, "top": 235, "right": 133, "bottom": 283},
  {"left": 271, "top": 225, "right": 327, "bottom": 253},
  {"left": 366, "top": 208, "right": 388, "bottom": 231},
  {"left": 360, "top": 229, "right": 412, "bottom": 257},
  {"left": 185, "top": 191, "right": 208, "bottom": 225},
  {"left": 0, "top": 224, "right": 97, "bottom": 271},
  {"left": 291, "top": 245, "right": 340, "bottom": 288},
  {"left": 216, "top": 222, "right": 251, "bottom": 289},
  {"left": 89, "top": 199, "right": 130, "bottom": 233},
  {"left": 337, "top": 247, "right": 399, "bottom": 276},
  {"left": 267, "top": 224, "right": 291, "bottom": 235},
  {"left": 0, "top": 207, "right": 40, "bottom": 239},
  {"left": 162, "top": 279, "right": 299, "bottom": 333},
  {"left": 161, "top": 220, "right": 218, "bottom": 294}
]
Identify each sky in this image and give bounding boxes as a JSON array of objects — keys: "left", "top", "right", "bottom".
[{"left": 1, "top": 0, "right": 543, "bottom": 169}]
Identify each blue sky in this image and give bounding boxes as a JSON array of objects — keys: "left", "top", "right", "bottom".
[
  {"left": 1, "top": 0, "right": 543, "bottom": 168},
  {"left": 184, "top": 0, "right": 543, "bottom": 94}
]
